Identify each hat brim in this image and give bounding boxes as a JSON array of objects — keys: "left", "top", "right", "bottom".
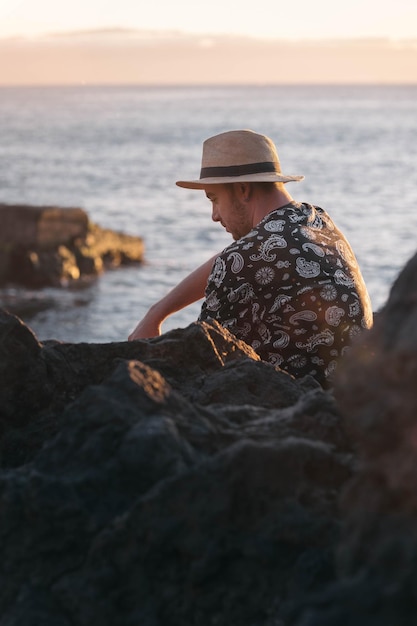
[{"left": 176, "top": 171, "right": 304, "bottom": 189}]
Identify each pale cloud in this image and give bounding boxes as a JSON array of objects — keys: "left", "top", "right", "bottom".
[{"left": 0, "top": 30, "right": 416, "bottom": 86}]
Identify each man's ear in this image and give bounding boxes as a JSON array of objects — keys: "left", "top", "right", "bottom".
[{"left": 236, "top": 182, "right": 252, "bottom": 201}]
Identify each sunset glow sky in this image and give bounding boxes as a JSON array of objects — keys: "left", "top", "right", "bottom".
[
  {"left": 1, "top": 0, "right": 417, "bottom": 40},
  {"left": 1, "top": 0, "right": 416, "bottom": 84}
]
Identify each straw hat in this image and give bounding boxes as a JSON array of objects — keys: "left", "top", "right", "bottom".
[{"left": 176, "top": 129, "right": 304, "bottom": 189}]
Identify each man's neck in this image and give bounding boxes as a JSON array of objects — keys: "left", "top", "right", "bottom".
[{"left": 252, "top": 187, "right": 295, "bottom": 226}]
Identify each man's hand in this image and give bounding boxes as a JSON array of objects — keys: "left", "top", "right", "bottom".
[{"left": 128, "top": 314, "right": 162, "bottom": 340}]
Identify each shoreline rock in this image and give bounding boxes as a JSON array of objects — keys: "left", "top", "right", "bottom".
[
  {"left": 0, "top": 309, "right": 349, "bottom": 625},
  {"left": 0, "top": 203, "right": 145, "bottom": 289},
  {"left": 288, "top": 250, "right": 417, "bottom": 625},
  {"left": 2, "top": 249, "right": 417, "bottom": 625}
]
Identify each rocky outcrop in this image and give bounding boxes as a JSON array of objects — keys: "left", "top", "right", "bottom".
[
  {"left": 0, "top": 308, "right": 350, "bottom": 626},
  {"left": 288, "top": 250, "right": 417, "bottom": 626},
  {"left": 0, "top": 204, "right": 144, "bottom": 288},
  {"left": 2, "top": 249, "right": 417, "bottom": 626}
]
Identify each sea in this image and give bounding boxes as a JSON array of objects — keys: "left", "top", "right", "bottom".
[{"left": 0, "top": 84, "right": 416, "bottom": 343}]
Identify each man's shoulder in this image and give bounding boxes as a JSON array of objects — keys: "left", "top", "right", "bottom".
[
  {"left": 273, "top": 202, "right": 335, "bottom": 228},
  {"left": 217, "top": 237, "right": 256, "bottom": 262}
]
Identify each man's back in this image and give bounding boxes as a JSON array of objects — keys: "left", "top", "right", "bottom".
[{"left": 199, "top": 201, "right": 373, "bottom": 386}]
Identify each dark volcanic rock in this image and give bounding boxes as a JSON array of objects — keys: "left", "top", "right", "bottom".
[
  {"left": 288, "top": 251, "right": 417, "bottom": 625},
  {"left": 5, "top": 248, "right": 417, "bottom": 625},
  {"left": 0, "top": 308, "right": 351, "bottom": 626}
]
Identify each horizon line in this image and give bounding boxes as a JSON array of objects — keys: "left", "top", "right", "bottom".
[
  {"left": 1, "top": 81, "right": 416, "bottom": 89},
  {"left": 1, "top": 28, "right": 417, "bottom": 44}
]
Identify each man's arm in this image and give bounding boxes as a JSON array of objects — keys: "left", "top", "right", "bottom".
[{"left": 128, "top": 254, "right": 218, "bottom": 340}]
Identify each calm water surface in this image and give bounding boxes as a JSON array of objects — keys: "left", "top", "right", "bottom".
[{"left": 0, "top": 84, "right": 416, "bottom": 342}]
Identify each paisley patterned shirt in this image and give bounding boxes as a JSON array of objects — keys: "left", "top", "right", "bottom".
[{"left": 199, "top": 201, "right": 373, "bottom": 387}]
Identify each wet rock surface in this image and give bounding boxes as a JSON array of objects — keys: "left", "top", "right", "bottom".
[{"left": 1, "top": 251, "right": 417, "bottom": 625}]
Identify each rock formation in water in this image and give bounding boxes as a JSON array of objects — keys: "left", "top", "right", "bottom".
[
  {"left": 0, "top": 203, "right": 144, "bottom": 288},
  {"left": 1, "top": 250, "right": 417, "bottom": 625}
]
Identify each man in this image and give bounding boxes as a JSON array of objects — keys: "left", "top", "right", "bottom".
[{"left": 129, "top": 129, "right": 373, "bottom": 387}]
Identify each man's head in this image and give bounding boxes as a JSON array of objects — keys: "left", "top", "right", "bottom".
[
  {"left": 176, "top": 129, "right": 304, "bottom": 189},
  {"left": 204, "top": 180, "right": 291, "bottom": 241},
  {"left": 203, "top": 182, "right": 250, "bottom": 241}
]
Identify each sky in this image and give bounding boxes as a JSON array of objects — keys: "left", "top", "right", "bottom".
[
  {"left": 0, "top": 0, "right": 416, "bottom": 84},
  {"left": 1, "top": 0, "right": 417, "bottom": 40}
]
